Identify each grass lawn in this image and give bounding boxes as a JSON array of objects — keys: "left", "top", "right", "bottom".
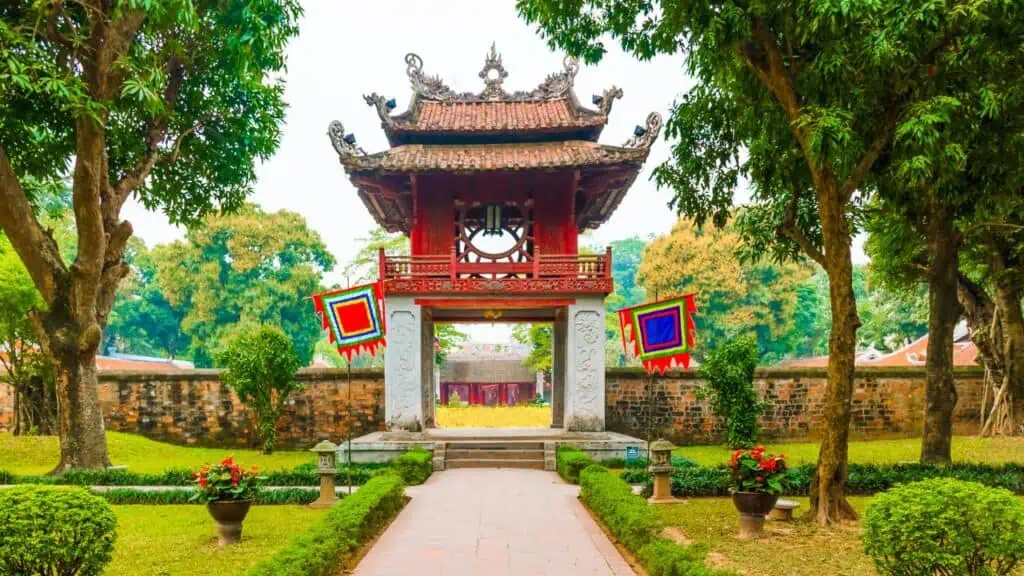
[
  {"left": 661, "top": 497, "right": 1024, "bottom": 576},
  {"left": 436, "top": 405, "right": 551, "bottom": 428},
  {"left": 673, "top": 436, "right": 1024, "bottom": 467},
  {"left": 107, "top": 505, "right": 326, "bottom": 575},
  {"left": 0, "top": 431, "right": 315, "bottom": 476}
]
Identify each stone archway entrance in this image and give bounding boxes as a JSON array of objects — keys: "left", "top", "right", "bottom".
[{"left": 383, "top": 296, "right": 607, "bottom": 432}]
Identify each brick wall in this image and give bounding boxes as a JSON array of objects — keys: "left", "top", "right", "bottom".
[
  {"left": 0, "top": 366, "right": 988, "bottom": 447},
  {"left": 0, "top": 368, "right": 385, "bottom": 449},
  {"left": 605, "top": 367, "right": 986, "bottom": 444}
]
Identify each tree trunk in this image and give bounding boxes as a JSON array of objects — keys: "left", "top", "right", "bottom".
[
  {"left": 806, "top": 183, "right": 860, "bottom": 525},
  {"left": 51, "top": 349, "right": 109, "bottom": 471},
  {"left": 993, "top": 278, "right": 1024, "bottom": 434},
  {"left": 921, "top": 202, "right": 960, "bottom": 464}
]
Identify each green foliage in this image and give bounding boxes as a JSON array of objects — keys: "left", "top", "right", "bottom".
[
  {"left": 246, "top": 474, "right": 406, "bottom": 576},
  {"left": 343, "top": 228, "right": 409, "bottom": 284},
  {"left": 5, "top": 462, "right": 387, "bottom": 487},
  {"left": 727, "top": 447, "right": 789, "bottom": 495},
  {"left": 389, "top": 449, "right": 433, "bottom": 486},
  {"left": 863, "top": 479, "right": 1024, "bottom": 576},
  {"left": 97, "top": 487, "right": 319, "bottom": 505},
  {"left": 434, "top": 324, "right": 468, "bottom": 366},
  {"left": 447, "top": 390, "right": 463, "bottom": 407},
  {"left": 219, "top": 325, "right": 302, "bottom": 454},
  {"left": 579, "top": 464, "right": 660, "bottom": 551},
  {"left": 159, "top": 205, "right": 334, "bottom": 367},
  {"left": 638, "top": 538, "right": 731, "bottom": 576},
  {"left": 512, "top": 323, "right": 554, "bottom": 374},
  {"left": 556, "top": 445, "right": 597, "bottom": 484},
  {"left": 189, "top": 455, "right": 262, "bottom": 503},
  {"left": 698, "top": 335, "right": 761, "bottom": 448},
  {"left": 0, "top": 486, "right": 117, "bottom": 576}
]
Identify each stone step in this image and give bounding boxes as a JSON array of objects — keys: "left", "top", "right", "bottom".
[
  {"left": 445, "top": 459, "right": 546, "bottom": 470},
  {"left": 446, "top": 449, "right": 544, "bottom": 461},
  {"left": 442, "top": 441, "right": 545, "bottom": 450}
]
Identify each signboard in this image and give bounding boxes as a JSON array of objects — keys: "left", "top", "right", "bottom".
[{"left": 625, "top": 446, "right": 640, "bottom": 463}]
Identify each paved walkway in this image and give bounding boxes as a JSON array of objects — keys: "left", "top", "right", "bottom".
[{"left": 353, "top": 469, "right": 635, "bottom": 576}]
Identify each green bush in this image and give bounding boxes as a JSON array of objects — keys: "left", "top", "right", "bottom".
[
  {"left": 556, "top": 445, "right": 596, "bottom": 484},
  {"left": 218, "top": 324, "right": 302, "bottom": 454},
  {"left": 96, "top": 487, "right": 321, "bottom": 505},
  {"left": 579, "top": 464, "right": 660, "bottom": 551},
  {"left": 389, "top": 449, "right": 433, "bottom": 486},
  {"left": 579, "top": 466, "right": 736, "bottom": 576},
  {"left": 863, "top": 478, "right": 1024, "bottom": 576},
  {"left": 0, "top": 486, "right": 118, "bottom": 576},
  {"left": 697, "top": 334, "right": 761, "bottom": 448},
  {"left": 6, "top": 463, "right": 388, "bottom": 487},
  {"left": 247, "top": 474, "right": 406, "bottom": 576},
  {"left": 620, "top": 468, "right": 651, "bottom": 485}
]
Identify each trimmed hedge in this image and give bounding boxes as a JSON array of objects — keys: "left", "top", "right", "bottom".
[
  {"left": 246, "top": 474, "right": 406, "bottom": 576},
  {"left": 556, "top": 445, "right": 596, "bottom": 484},
  {"left": 0, "top": 486, "right": 118, "bottom": 576},
  {"left": 95, "top": 487, "right": 322, "bottom": 505},
  {"left": 661, "top": 462, "right": 1024, "bottom": 498},
  {"left": 389, "top": 449, "right": 433, "bottom": 486},
  {"left": 0, "top": 463, "right": 388, "bottom": 487},
  {"left": 578, "top": 465, "right": 734, "bottom": 576}
]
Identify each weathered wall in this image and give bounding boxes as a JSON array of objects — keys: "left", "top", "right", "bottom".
[
  {"left": 0, "top": 368, "right": 385, "bottom": 449},
  {"left": 0, "top": 366, "right": 988, "bottom": 447},
  {"left": 605, "top": 367, "right": 986, "bottom": 443}
]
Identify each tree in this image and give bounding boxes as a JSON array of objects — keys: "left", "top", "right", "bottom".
[
  {"left": 512, "top": 323, "right": 554, "bottom": 374},
  {"left": 518, "top": 0, "right": 1002, "bottom": 523},
  {"left": 698, "top": 334, "right": 761, "bottom": 448},
  {"left": 103, "top": 238, "right": 186, "bottom": 358},
  {"left": 0, "top": 234, "right": 55, "bottom": 435},
  {"left": 0, "top": 0, "right": 301, "bottom": 470},
  {"left": 434, "top": 324, "right": 468, "bottom": 366},
  {"left": 155, "top": 204, "right": 334, "bottom": 368},
  {"left": 344, "top": 228, "right": 408, "bottom": 284},
  {"left": 637, "top": 217, "right": 812, "bottom": 363},
  {"left": 219, "top": 324, "right": 301, "bottom": 454},
  {"left": 609, "top": 237, "right": 647, "bottom": 307}
]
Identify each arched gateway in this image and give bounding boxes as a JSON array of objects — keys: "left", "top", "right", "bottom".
[{"left": 329, "top": 45, "right": 660, "bottom": 435}]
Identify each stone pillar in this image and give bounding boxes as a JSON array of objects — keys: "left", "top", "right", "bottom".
[
  {"left": 564, "top": 297, "right": 605, "bottom": 431},
  {"left": 551, "top": 314, "right": 566, "bottom": 428},
  {"left": 384, "top": 296, "right": 424, "bottom": 431},
  {"left": 421, "top": 313, "right": 435, "bottom": 428}
]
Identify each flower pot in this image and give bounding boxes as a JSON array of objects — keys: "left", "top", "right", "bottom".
[
  {"left": 731, "top": 491, "right": 779, "bottom": 539},
  {"left": 207, "top": 499, "right": 254, "bottom": 545}
]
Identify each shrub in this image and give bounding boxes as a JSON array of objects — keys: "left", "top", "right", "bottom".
[
  {"left": 447, "top": 390, "right": 462, "bottom": 407},
  {"left": 246, "top": 474, "right": 406, "bottom": 576},
  {"left": 727, "top": 446, "right": 789, "bottom": 494},
  {"left": 0, "top": 486, "right": 118, "bottom": 576},
  {"left": 638, "top": 538, "right": 729, "bottom": 576},
  {"left": 863, "top": 478, "right": 1024, "bottom": 576},
  {"left": 556, "top": 445, "right": 596, "bottom": 484},
  {"left": 97, "top": 487, "right": 320, "bottom": 505},
  {"left": 390, "top": 448, "right": 433, "bottom": 486},
  {"left": 697, "top": 334, "right": 761, "bottom": 448},
  {"left": 218, "top": 324, "right": 302, "bottom": 454},
  {"left": 620, "top": 468, "right": 651, "bottom": 485},
  {"left": 579, "top": 464, "right": 660, "bottom": 551}
]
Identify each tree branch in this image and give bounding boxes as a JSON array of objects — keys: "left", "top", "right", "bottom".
[
  {"left": 775, "top": 188, "right": 827, "bottom": 267},
  {"left": 110, "top": 122, "right": 199, "bottom": 214},
  {"left": 0, "top": 145, "right": 68, "bottom": 303},
  {"left": 839, "top": 107, "right": 899, "bottom": 203}
]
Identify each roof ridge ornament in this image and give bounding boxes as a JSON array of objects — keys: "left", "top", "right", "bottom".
[
  {"left": 364, "top": 93, "right": 396, "bottom": 127},
  {"left": 622, "top": 112, "right": 663, "bottom": 149},
  {"left": 405, "top": 53, "right": 456, "bottom": 102},
  {"left": 328, "top": 121, "right": 366, "bottom": 158},
  {"left": 479, "top": 43, "right": 509, "bottom": 100}
]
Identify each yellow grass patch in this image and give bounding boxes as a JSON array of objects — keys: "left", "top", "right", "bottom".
[{"left": 435, "top": 405, "right": 552, "bottom": 428}]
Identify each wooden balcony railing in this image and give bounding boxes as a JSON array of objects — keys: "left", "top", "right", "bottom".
[{"left": 379, "top": 247, "right": 612, "bottom": 281}]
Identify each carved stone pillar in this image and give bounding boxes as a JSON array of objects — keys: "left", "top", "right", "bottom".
[
  {"left": 421, "top": 312, "right": 435, "bottom": 428},
  {"left": 551, "top": 313, "right": 566, "bottom": 428},
  {"left": 564, "top": 297, "right": 605, "bottom": 432},
  {"left": 384, "top": 296, "right": 424, "bottom": 431}
]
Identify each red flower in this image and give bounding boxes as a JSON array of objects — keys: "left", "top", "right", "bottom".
[
  {"left": 732, "top": 450, "right": 742, "bottom": 459},
  {"left": 756, "top": 475, "right": 765, "bottom": 483},
  {"left": 221, "top": 455, "right": 234, "bottom": 467},
  {"left": 198, "top": 476, "right": 208, "bottom": 489}
]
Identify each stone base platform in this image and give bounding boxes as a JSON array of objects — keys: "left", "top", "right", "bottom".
[{"left": 338, "top": 427, "right": 648, "bottom": 470}]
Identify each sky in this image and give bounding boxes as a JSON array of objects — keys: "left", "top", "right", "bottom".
[{"left": 122, "top": 0, "right": 867, "bottom": 343}]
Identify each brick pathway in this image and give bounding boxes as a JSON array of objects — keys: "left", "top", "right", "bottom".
[{"left": 353, "top": 469, "right": 636, "bottom": 576}]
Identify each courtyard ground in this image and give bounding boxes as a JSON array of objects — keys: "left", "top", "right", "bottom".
[
  {"left": 353, "top": 468, "right": 634, "bottom": 575},
  {"left": 106, "top": 505, "right": 327, "bottom": 575},
  {"left": 435, "top": 405, "right": 551, "bottom": 428}
]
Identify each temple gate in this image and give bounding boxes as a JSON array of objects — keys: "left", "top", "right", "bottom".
[{"left": 329, "top": 45, "right": 660, "bottom": 433}]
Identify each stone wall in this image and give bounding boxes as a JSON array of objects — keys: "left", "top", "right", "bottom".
[
  {"left": 0, "top": 366, "right": 989, "bottom": 447},
  {"left": 605, "top": 367, "right": 987, "bottom": 444},
  {"left": 0, "top": 368, "right": 385, "bottom": 449}
]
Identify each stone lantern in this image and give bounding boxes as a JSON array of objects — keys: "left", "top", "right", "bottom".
[
  {"left": 648, "top": 439, "right": 678, "bottom": 504},
  {"left": 309, "top": 440, "right": 339, "bottom": 509}
]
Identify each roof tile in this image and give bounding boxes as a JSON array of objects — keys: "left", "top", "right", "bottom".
[{"left": 397, "top": 99, "right": 604, "bottom": 133}]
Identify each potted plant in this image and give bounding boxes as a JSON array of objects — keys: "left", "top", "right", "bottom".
[
  {"left": 728, "top": 446, "right": 788, "bottom": 538},
  {"left": 190, "top": 456, "right": 263, "bottom": 545}
]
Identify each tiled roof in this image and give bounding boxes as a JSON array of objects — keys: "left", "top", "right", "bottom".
[
  {"left": 396, "top": 100, "right": 605, "bottom": 133},
  {"left": 341, "top": 140, "right": 647, "bottom": 174}
]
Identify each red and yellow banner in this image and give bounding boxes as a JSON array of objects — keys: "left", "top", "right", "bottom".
[
  {"left": 618, "top": 294, "right": 697, "bottom": 374},
  {"left": 312, "top": 282, "right": 386, "bottom": 362}
]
